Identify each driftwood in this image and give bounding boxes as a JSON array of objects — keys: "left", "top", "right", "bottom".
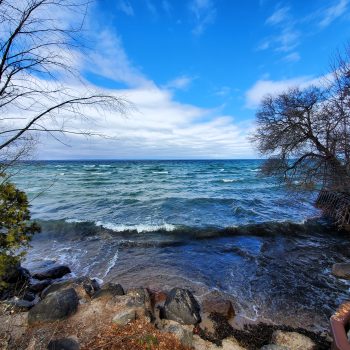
[{"left": 316, "top": 190, "right": 350, "bottom": 230}]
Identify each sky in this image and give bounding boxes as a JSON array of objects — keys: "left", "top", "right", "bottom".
[{"left": 34, "top": 0, "right": 350, "bottom": 159}]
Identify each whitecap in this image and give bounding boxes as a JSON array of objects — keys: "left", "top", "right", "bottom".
[
  {"left": 102, "top": 250, "right": 119, "bottom": 278},
  {"left": 95, "top": 221, "right": 176, "bottom": 233},
  {"left": 152, "top": 171, "right": 168, "bottom": 174},
  {"left": 83, "top": 165, "right": 96, "bottom": 168},
  {"left": 222, "top": 178, "right": 238, "bottom": 183}
]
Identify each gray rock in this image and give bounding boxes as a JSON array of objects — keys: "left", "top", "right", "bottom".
[
  {"left": 271, "top": 330, "right": 316, "bottom": 350},
  {"left": 163, "top": 288, "right": 201, "bottom": 325},
  {"left": 126, "top": 288, "right": 152, "bottom": 308},
  {"left": 92, "top": 282, "right": 124, "bottom": 299},
  {"left": 161, "top": 320, "right": 193, "bottom": 347},
  {"left": 112, "top": 309, "right": 136, "bottom": 326},
  {"left": 47, "top": 338, "right": 80, "bottom": 350},
  {"left": 4, "top": 297, "right": 38, "bottom": 311},
  {"left": 260, "top": 345, "right": 289, "bottom": 350},
  {"left": 332, "top": 263, "right": 350, "bottom": 279},
  {"left": 28, "top": 288, "right": 79, "bottom": 325},
  {"left": 1, "top": 264, "right": 30, "bottom": 284},
  {"left": 29, "top": 279, "right": 53, "bottom": 293},
  {"left": 32, "top": 265, "right": 71, "bottom": 280}
]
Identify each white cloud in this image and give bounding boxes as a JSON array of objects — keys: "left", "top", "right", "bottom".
[
  {"left": 245, "top": 75, "right": 326, "bottom": 108},
  {"left": 165, "top": 75, "right": 195, "bottom": 90},
  {"left": 189, "top": 0, "right": 217, "bottom": 36},
  {"left": 283, "top": 52, "right": 300, "bottom": 62},
  {"left": 162, "top": 0, "right": 172, "bottom": 15},
  {"left": 118, "top": 0, "right": 134, "bottom": 16},
  {"left": 320, "top": 0, "right": 349, "bottom": 27},
  {"left": 266, "top": 6, "right": 290, "bottom": 25}
]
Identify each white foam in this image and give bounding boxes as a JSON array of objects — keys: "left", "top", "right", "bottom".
[
  {"left": 83, "top": 165, "right": 96, "bottom": 168},
  {"left": 222, "top": 178, "right": 238, "bottom": 183},
  {"left": 152, "top": 171, "right": 168, "bottom": 174},
  {"left": 102, "top": 250, "right": 119, "bottom": 278},
  {"left": 95, "top": 221, "right": 176, "bottom": 233}
]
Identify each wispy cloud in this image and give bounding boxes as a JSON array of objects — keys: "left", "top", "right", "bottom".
[
  {"left": 283, "top": 52, "right": 300, "bottom": 63},
  {"left": 162, "top": 0, "right": 172, "bottom": 15},
  {"left": 320, "top": 0, "right": 349, "bottom": 27},
  {"left": 265, "top": 6, "right": 290, "bottom": 25},
  {"left": 145, "top": 0, "right": 158, "bottom": 17},
  {"left": 189, "top": 0, "right": 217, "bottom": 36},
  {"left": 118, "top": 0, "right": 134, "bottom": 16},
  {"left": 165, "top": 75, "right": 195, "bottom": 90}
]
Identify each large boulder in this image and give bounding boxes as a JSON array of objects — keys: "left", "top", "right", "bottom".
[
  {"left": 271, "top": 330, "right": 316, "bottom": 350},
  {"left": 29, "top": 279, "right": 53, "bottom": 293},
  {"left": 163, "top": 288, "right": 201, "bottom": 325},
  {"left": 112, "top": 308, "right": 136, "bottom": 326},
  {"left": 41, "top": 277, "right": 100, "bottom": 300},
  {"left": 332, "top": 263, "right": 350, "bottom": 279},
  {"left": 198, "top": 312, "right": 233, "bottom": 343},
  {"left": 47, "top": 338, "right": 80, "bottom": 350},
  {"left": 92, "top": 282, "right": 124, "bottom": 299},
  {"left": 28, "top": 288, "right": 79, "bottom": 325},
  {"left": 160, "top": 320, "right": 193, "bottom": 348},
  {"left": 32, "top": 265, "right": 71, "bottom": 280},
  {"left": 126, "top": 288, "right": 152, "bottom": 310}
]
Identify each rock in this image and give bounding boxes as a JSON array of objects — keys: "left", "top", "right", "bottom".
[
  {"left": 112, "top": 308, "right": 136, "bottom": 326},
  {"left": 28, "top": 288, "right": 79, "bottom": 325},
  {"left": 192, "top": 335, "right": 221, "bottom": 350},
  {"left": 32, "top": 265, "right": 71, "bottom": 280},
  {"left": 202, "top": 297, "right": 235, "bottom": 319},
  {"left": 151, "top": 290, "right": 168, "bottom": 305},
  {"left": 222, "top": 337, "right": 247, "bottom": 350},
  {"left": 47, "top": 338, "right": 80, "bottom": 350},
  {"left": 161, "top": 320, "right": 193, "bottom": 347},
  {"left": 92, "top": 282, "right": 124, "bottom": 299},
  {"left": 1, "top": 264, "right": 30, "bottom": 284},
  {"left": 41, "top": 277, "right": 100, "bottom": 300},
  {"left": 332, "top": 263, "right": 350, "bottom": 279},
  {"left": 23, "top": 291, "right": 37, "bottom": 302},
  {"left": 29, "top": 279, "right": 53, "bottom": 293},
  {"left": 127, "top": 288, "right": 152, "bottom": 309},
  {"left": 261, "top": 345, "right": 289, "bottom": 350},
  {"left": 4, "top": 296, "right": 38, "bottom": 311},
  {"left": 163, "top": 288, "right": 201, "bottom": 325},
  {"left": 199, "top": 312, "right": 233, "bottom": 342},
  {"left": 271, "top": 330, "right": 316, "bottom": 350}
]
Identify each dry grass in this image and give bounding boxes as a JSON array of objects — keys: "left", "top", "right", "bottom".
[{"left": 82, "top": 319, "right": 191, "bottom": 350}]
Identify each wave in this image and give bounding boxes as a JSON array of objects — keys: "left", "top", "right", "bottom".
[
  {"left": 152, "top": 171, "right": 169, "bottom": 174},
  {"left": 222, "top": 178, "right": 240, "bottom": 183},
  {"left": 34, "top": 217, "right": 336, "bottom": 242}
]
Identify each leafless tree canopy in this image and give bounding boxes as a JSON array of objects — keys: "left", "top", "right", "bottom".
[
  {"left": 252, "top": 47, "right": 350, "bottom": 193},
  {"left": 0, "top": 0, "right": 129, "bottom": 167}
]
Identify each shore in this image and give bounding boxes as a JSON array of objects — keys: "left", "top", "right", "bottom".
[{"left": 0, "top": 264, "right": 331, "bottom": 350}]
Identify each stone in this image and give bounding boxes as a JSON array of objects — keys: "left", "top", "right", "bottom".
[
  {"left": 161, "top": 320, "right": 193, "bottom": 347},
  {"left": 163, "top": 288, "right": 201, "bottom": 325},
  {"left": 126, "top": 288, "right": 152, "bottom": 310},
  {"left": 32, "top": 265, "right": 71, "bottom": 280},
  {"left": 271, "top": 330, "right": 316, "bottom": 350},
  {"left": 41, "top": 277, "right": 100, "bottom": 300},
  {"left": 192, "top": 335, "right": 221, "bottom": 350},
  {"left": 261, "top": 345, "right": 289, "bottom": 350},
  {"left": 222, "top": 337, "right": 247, "bottom": 350},
  {"left": 1, "top": 264, "right": 30, "bottom": 284},
  {"left": 23, "top": 291, "right": 37, "bottom": 302},
  {"left": 332, "top": 263, "right": 350, "bottom": 279},
  {"left": 112, "top": 308, "right": 136, "bottom": 326},
  {"left": 4, "top": 296, "right": 38, "bottom": 311},
  {"left": 202, "top": 297, "right": 235, "bottom": 319},
  {"left": 29, "top": 279, "right": 53, "bottom": 293},
  {"left": 47, "top": 338, "right": 80, "bottom": 350},
  {"left": 199, "top": 312, "right": 233, "bottom": 342},
  {"left": 92, "top": 282, "right": 124, "bottom": 299},
  {"left": 28, "top": 288, "right": 79, "bottom": 325}
]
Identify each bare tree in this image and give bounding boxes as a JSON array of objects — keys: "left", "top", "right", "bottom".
[
  {"left": 0, "top": 0, "right": 129, "bottom": 167},
  {"left": 252, "top": 47, "right": 350, "bottom": 193}
]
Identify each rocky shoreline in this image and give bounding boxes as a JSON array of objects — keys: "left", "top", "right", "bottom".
[{"left": 0, "top": 264, "right": 331, "bottom": 349}]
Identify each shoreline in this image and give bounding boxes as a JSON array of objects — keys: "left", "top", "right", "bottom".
[{"left": 0, "top": 264, "right": 331, "bottom": 350}]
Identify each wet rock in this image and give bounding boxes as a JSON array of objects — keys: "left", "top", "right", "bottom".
[
  {"left": 112, "top": 308, "right": 136, "bottom": 326},
  {"left": 271, "top": 330, "right": 316, "bottom": 350},
  {"left": 41, "top": 277, "right": 100, "bottom": 300},
  {"left": 32, "top": 265, "right": 71, "bottom": 280},
  {"left": 261, "top": 345, "right": 289, "bottom": 350},
  {"left": 332, "top": 263, "right": 350, "bottom": 279},
  {"left": 160, "top": 320, "right": 193, "bottom": 347},
  {"left": 28, "top": 288, "right": 79, "bottom": 325},
  {"left": 192, "top": 335, "right": 221, "bottom": 350},
  {"left": 92, "top": 282, "right": 124, "bottom": 299},
  {"left": 4, "top": 297, "right": 37, "bottom": 311},
  {"left": 202, "top": 297, "right": 234, "bottom": 319},
  {"left": 47, "top": 338, "right": 80, "bottom": 350},
  {"left": 29, "top": 279, "right": 53, "bottom": 293},
  {"left": 163, "top": 288, "right": 201, "bottom": 325},
  {"left": 23, "top": 291, "right": 36, "bottom": 302}
]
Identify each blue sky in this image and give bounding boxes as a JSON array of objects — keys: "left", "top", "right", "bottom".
[{"left": 37, "top": 0, "right": 350, "bottom": 159}]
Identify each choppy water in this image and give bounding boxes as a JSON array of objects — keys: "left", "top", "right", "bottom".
[{"left": 12, "top": 160, "right": 350, "bottom": 331}]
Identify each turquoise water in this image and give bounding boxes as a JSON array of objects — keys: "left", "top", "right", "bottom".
[{"left": 12, "top": 160, "right": 350, "bottom": 331}]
